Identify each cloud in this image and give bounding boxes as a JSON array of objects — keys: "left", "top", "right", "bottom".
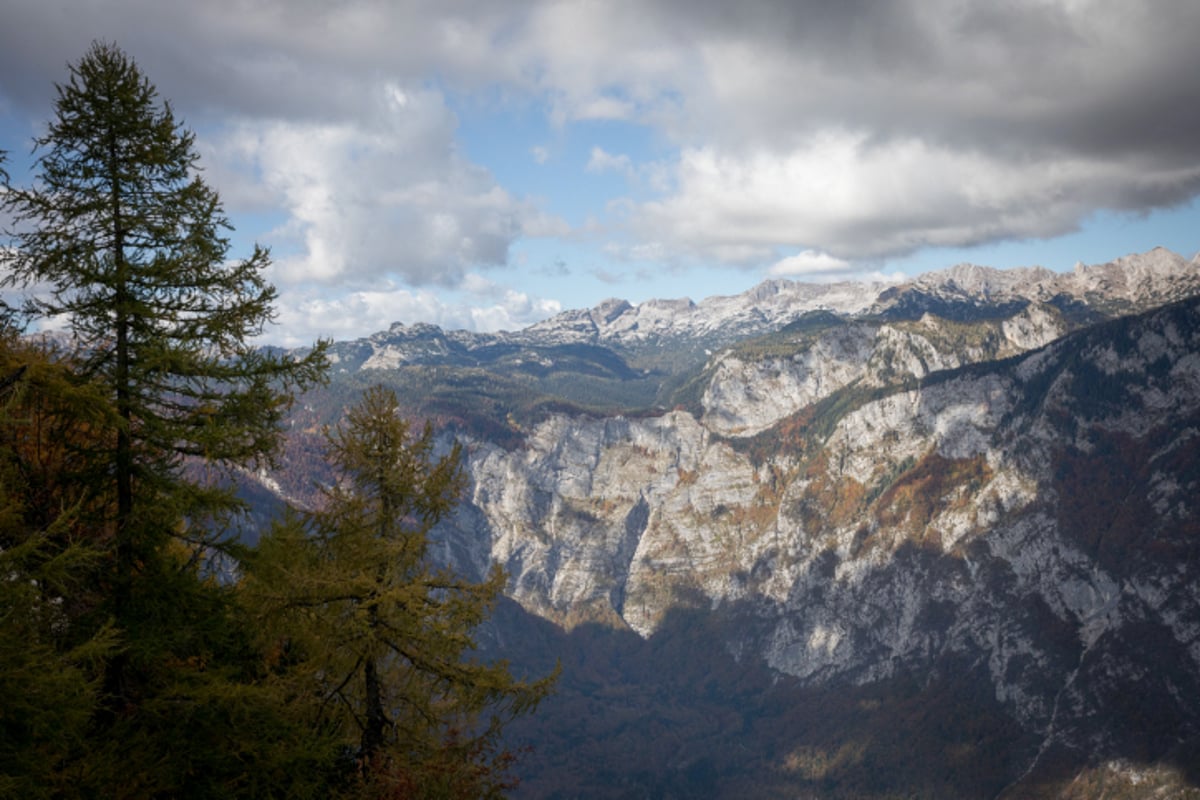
[
  {"left": 586, "top": 148, "right": 673, "bottom": 196},
  {"left": 268, "top": 281, "right": 563, "bottom": 348},
  {"left": 635, "top": 133, "right": 1200, "bottom": 263},
  {"left": 3, "top": 0, "right": 1200, "bottom": 343},
  {"left": 602, "top": 240, "right": 672, "bottom": 264},
  {"left": 586, "top": 147, "right": 634, "bottom": 177},
  {"left": 502, "top": 0, "right": 1200, "bottom": 268},
  {"left": 213, "top": 84, "right": 556, "bottom": 288},
  {"left": 768, "top": 251, "right": 852, "bottom": 278},
  {"left": 575, "top": 96, "right": 636, "bottom": 121},
  {"left": 517, "top": 1, "right": 697, "bottom": 125},
  {"left": 534, "top": 258, "right": 570, "bottom": 278}
]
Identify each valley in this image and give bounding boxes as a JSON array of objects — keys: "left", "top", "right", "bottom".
[{"left": 256, "top": 248, "right": 1200, "bottom": 798}]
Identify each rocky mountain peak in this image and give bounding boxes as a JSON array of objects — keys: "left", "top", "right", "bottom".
[
  {"left": 264, "top": 247, "right": 1200, "bottom": 797},
  {"left": 324, "top": 248, "right": 1198, "bottom": 376},
  {"left": 592, "top": 297, "right": 634, "bottom": 325},
  {"left": 1071, "top": 245, "right": 1196, "bottom": 301},
  {"left": 917, "top": 262, "right": 1058, "bottom": 298}
]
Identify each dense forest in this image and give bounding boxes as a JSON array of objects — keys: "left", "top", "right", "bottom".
[{"left": 0, "top": 42, "right": 553, "bottom": 799}]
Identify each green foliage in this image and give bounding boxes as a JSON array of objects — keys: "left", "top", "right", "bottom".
[
  {"left": 0, "top": 40, "right": 328, "bottom": 545},
  {"left": 2, "top": 44, "right": 559, "bottom": 799},
  {"left": 81, "top": 545, "right": 341, "bottom": 800},
  {"left": 0, "top": 45, "right": 345, "bottom": 799},
  {"left": 0, "top": 531, "right": 114, "bottom": 800},
  {"left": 242, "top": 386, "right": 557, "bottom": 798},
  {"left": 0, "top": 336, "right": 115, "bottom": 799}
]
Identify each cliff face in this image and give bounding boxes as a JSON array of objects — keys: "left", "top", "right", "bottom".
[
  {"left": 699, "top": 300, "right": 1067, "bottom": 437},
  {"left": 265, "top": 249, "right": 1200, "bottom": 795},
  {"left": 456, "top": 297, "right": 1200, "bottom": 740}
]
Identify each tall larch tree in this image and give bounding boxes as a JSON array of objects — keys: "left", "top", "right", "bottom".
[
  {"left": 0, "top": 40, "right": 327, "bottom": 585},
  {"left": 0, "top": 43, "right": 329, "bottom": 795}
]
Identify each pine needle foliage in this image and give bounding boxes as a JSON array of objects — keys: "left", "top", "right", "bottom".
[
  {"left": 0, "top": 333, "right": 117, "bottom": 799},
  {"left": 0, "top": 45, "right": 336, "bottom": 797},
  {"left": 242, "top": 386, "right": 557, "bottom": 798},
  {"left": 0, "top": 40, "right": 328, "bottom": 550}
]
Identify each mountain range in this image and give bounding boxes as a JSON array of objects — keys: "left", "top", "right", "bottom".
[{"left": 256, "top": 247, "right": 1200, "bottom": 798}]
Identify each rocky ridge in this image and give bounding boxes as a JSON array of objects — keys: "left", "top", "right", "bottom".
[
  {"left": 322, "top": 247, "right": 1200, "bottom": 376},
  {"left": 266, "top": 248, "right": 1200, "bottom": 796},
  {"left": 449, "top": 291, "right": 1200, "bottom": 788}
]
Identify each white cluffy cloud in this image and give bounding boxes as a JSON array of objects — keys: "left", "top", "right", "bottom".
[
  {"left": 215, "top": 85, "right": 560, "bottom": 289},
  {"left": 2, "top": 0, "right": 1200, "bottom": 345},
  {"left": 637, "top": 133, "right": 1200, "bottom": 264},
  {"left": 586, "top": 147, "right": 634, "bottom": 177},
  {"left": 270, "top": 279, "right": 563, "bottom": 349},
  {"left": 768, "top": 250, "right": 852, "bottom": 278}
]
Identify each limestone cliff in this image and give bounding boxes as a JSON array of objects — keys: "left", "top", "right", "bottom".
[{"left": 263, "top": 249, "right": 1200, "bottom": 795}]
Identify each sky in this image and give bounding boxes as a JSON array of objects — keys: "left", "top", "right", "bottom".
[{"left": 1, "top": 0, "right": 1199, "bottom": 347}]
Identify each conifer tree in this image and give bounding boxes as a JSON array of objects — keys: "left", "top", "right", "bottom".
[
  {"left": 0, "top": 41, "right": 327, "bottom": 557},
  {"left": 243, "top": 386, "right": 556, "bottom": 798},
  {"left": 0, "top": 43, "right": 329, "bottom": 794},
  {"left": 0, "top": 331, "right": 117, "bottom": 800}
]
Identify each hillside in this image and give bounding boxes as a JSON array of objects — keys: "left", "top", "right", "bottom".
[{"left": 258, "top": 248, "right": 1200, "bottom": 798}]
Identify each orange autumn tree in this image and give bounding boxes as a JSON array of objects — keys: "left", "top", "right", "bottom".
[
  {"left": 243, "top": 386, "right": 556, "bottom": 799},
  {"left": 0, "top": 327, "right": 119, "bottom": 799}
]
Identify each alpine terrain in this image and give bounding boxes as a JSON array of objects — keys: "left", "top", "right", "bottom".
[{"left": 255, "top": 247, "right": 1200, "bottom": 798}]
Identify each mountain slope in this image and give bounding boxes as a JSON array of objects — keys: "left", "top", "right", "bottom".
[
  {"left": 304, "top": 248, "right": 1199, "bottom": 435},
  {"left": 463, "top": 292, "right": 1200, "bottom": 797},
  {"left": 259, "top": 248, "right": 1200, "bottom": 797}
]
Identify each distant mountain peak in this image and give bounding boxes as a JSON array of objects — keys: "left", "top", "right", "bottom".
[{"left": 322, "top": 248, "right": 1198, "bottom": 374}]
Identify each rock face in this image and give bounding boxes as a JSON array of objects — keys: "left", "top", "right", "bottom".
[
  {"left": 266, "top": 249, "right": 1200, "bottom": 794},
  {"left": 455, "top": 298, "right": 1200, "bottom": 790},
  {"left": 699, "top": 301, "right": 1068, "bottom": 437}
]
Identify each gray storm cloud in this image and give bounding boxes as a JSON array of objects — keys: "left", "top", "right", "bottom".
[{"left": 2, "top": 0, "right": 1198, "bottom": 280}]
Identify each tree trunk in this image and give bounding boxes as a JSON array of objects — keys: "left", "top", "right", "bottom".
[{"left": 361, "top": 643, "right": 387, "bottom": 763}]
